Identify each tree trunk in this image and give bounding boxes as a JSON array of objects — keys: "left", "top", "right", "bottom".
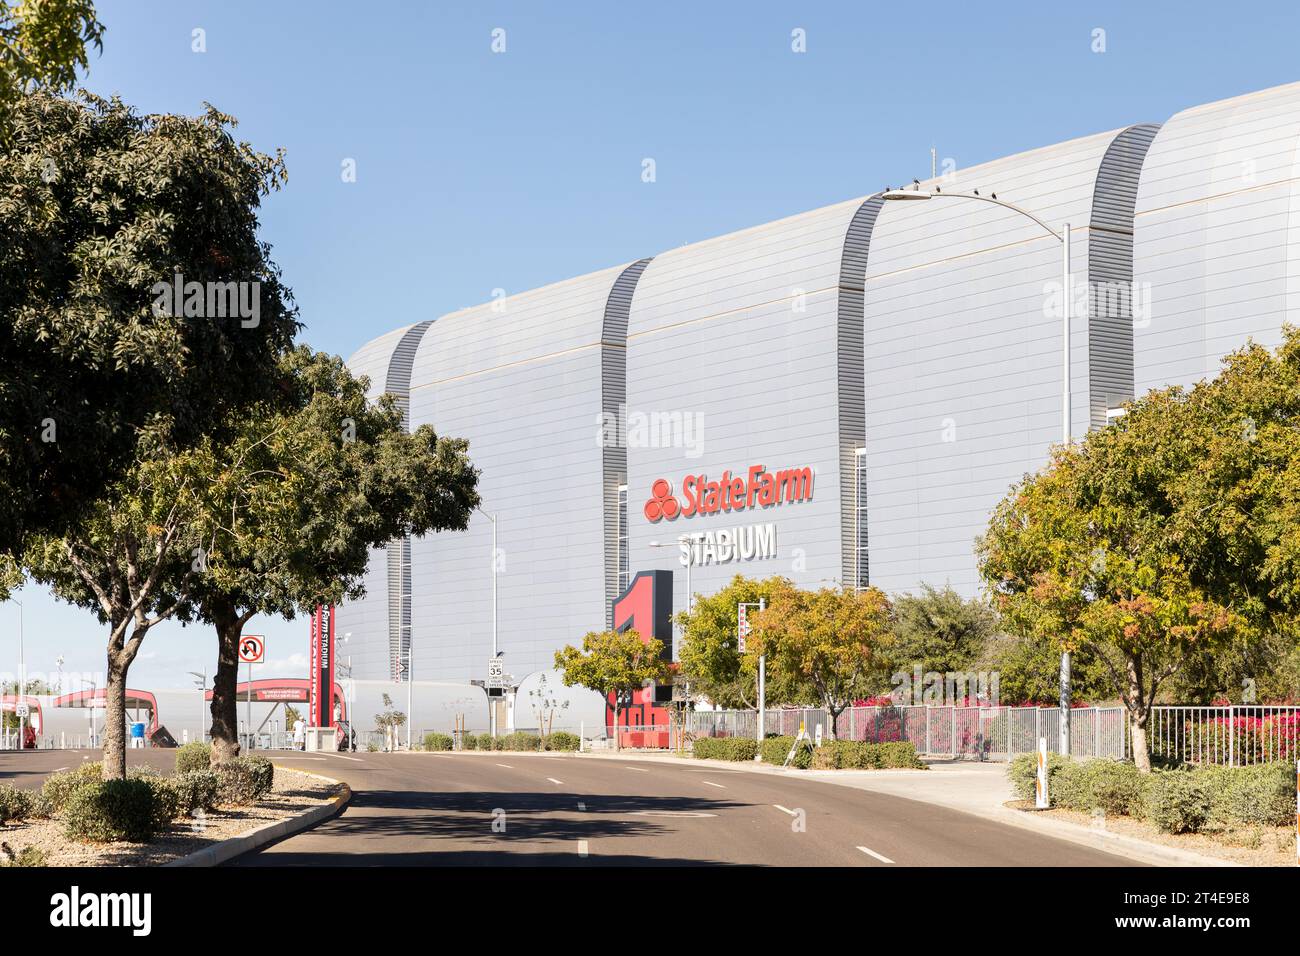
[
  {"left": 1126, "top": 656, "right": 1152, "bottom": 773},
  {"left": 209, "top": 600, "right": 244, "bottom": 767},
  {"left": 1130, "top": 709, "right": 1152, "bottom": 773},
  {"left": 102, "top": 647, "right": 129, "bottom": 781}
]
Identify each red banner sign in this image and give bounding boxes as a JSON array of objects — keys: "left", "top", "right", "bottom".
[{"left": 309, "top": 605, "right": 336, "bottom": 727}]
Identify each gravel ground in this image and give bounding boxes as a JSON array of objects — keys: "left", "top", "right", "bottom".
[
  {"left": 0, "top": 767, "right": 340, "bottom": 867},
  {"left": 1009, "top": 800, "right": 1297, "bottom": 867}
]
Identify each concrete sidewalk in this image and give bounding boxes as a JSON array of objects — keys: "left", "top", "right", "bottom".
[{"left": 570, "top": 749, "right": 1237, "bottom": 867}]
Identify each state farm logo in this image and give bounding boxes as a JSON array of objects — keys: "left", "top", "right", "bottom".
[{"left": 644, "top": 464, "right": 814, "bottom": 523}]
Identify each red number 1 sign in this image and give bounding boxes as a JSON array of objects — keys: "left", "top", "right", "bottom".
[{"left": 609, "top": 569, "right": 674, "bottom": 743}]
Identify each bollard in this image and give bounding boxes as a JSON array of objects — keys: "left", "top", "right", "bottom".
[{"left": 1035, "top": 737, "right": 1049, "bottom": 809}]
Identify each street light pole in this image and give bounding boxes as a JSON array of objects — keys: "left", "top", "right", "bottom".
[
  {"left": 880, "top": 187, "right": 1074, "bottom": 755},
  {"left": 477, "top": 507, "right": 499, "bottom": 736},
  {"left": 15, "top": 599, "right": 24, "bottom": 749}
]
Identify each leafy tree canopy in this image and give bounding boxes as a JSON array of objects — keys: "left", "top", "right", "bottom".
[
  {"left": 0, "top": 91, "right": 299, "bottom": 567},
  {"left": 0, "top": 0, "right": 104, "bottom": 127},
  {"left": 979, "top": 326, "right": 1300, "bottom": 768}
]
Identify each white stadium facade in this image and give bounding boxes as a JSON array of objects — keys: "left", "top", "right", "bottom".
[{"left": 340, "top": 81, "right": 1300, "bottom": 698}]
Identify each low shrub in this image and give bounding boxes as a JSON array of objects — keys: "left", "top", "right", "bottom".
[
  {"left": 0, "top": 843, "right": 46, "bottom": 866},
  {"left": 1007, "top": 752, "right": 1070, "bottom": 803},
  {"left": 1143, "top": 770, "right": 1211, "bottom": 834},
  {"left": 42, "top": 762, "right": 104, "bottom": 814},
  {"left": 545, "top": 731, "right": 580, "bottom": 752},
  {"left": 170, "top": 770, "right": 220, "bottom": 816},
  {"left": 0, "top": 784, "right": 34, "bottom": 823},
  {"left": 759, "top": 736, "right": 813, "bottom": 768},
  {"left": 810, "top": 739, "right": 927, "bottom": 770},
  {"left": 476, "top": 733, "right": 497, "bottom": 751},
  {"left": 692, "top": 737, "right": 758, "bottom": 762},
  {"left": 217, "top": 755, "right": 275, "bottom": 805},
  {"left": 1052, "top": 759, "right": 1145, "bottom": 816},
  {"left": 500, "top": 732, "right": 542, "bottom": 752},
  {"left": 175, "top": 741, "right": 212, "bottom": 774},
  {"left": 877, "top": 741, "right": 927, "bottom": 769},
  {"left": 1208, "top": 762, "right": 1293, "bottom": 829},
  {"left": 62, "top": 779, "right": 162, "bottom": 843},
  {"left": 460, "top": 734, "right": 477, "bottom": 750},
  {"left": 423, "top": 732, "right": 454, "bottom": 751}
]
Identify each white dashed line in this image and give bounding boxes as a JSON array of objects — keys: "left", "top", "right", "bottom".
[
  {"left": 52, "top": 766, "right": 69, "bottom": 773},
  {"left": 546, "top": 777, "right": 564, "bottom": 785},
  {"left": 856, "top": 845, "right": 895, "bottom": 864},
  {"left": 577, "top": 840, "right": 589, "bottom": 857},
  {"left": 495, "top": 763, "right": 514, "bottom": 769},
  {"left": 701, "top": 781, "right": 726, "bottom": 789},
  {"left": 577, "top": 801, "right": 587, "bottom": 811},
  {"left": 625, "top": 766, "right": 649, "bottom": 772},
  {"left": 329, "top": 754, "right": 364, "bottom": 762},
  {"left": 773, "top": 805, "right": 797, "bottom": 816}
]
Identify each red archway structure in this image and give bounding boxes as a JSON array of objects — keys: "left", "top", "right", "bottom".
[
  {"left": 203, "top": 678, "right": 347, "bottom": 721},
  {"left": 52, "top": 689, "right": 160, "bottom": 738},
  {"left": 0, "top": 695, "right": 44, "bottom": 734}
]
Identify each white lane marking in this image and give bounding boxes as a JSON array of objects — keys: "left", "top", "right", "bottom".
[
  {"left": 577, "top": 840, "right": 589, "bottom": 857},
  {"left": 774, "top": 805, "right": 797, "bottom": 816},
  {"left": 625, "top": 766, "right": 649, "bottom": 772},
  {"left": 857, "top": 845, "right": 895, "bottom": 864},
  {"left": 546, "top": 777, "right": 564, "bottom": 785},
  {"left": 285, "top": 757, "right": 326, "bottom": 761},
  {"left": 577, "top": 801, "right": 587, "bottom": 811},
  {"left": 701, "top": 780, "right": 726, "bottom": 789},
  {"left": 495, "top": 763, "right": 514, "bottom": 769},
  {"left": 52, "top": 766, "right": 69, "bottom": 773},
  {"left": 328, "top": 754, "right": 364, "bottom": 762}
]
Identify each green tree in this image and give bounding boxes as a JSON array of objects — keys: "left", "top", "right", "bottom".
[
  {"left": 1, "top": 92, "right": 298, "bottom": 573},
  {"left": 976, "top": 335, "right": 1300, "bottom": 768},
  {"left": 555, "top": 629, "right": 669, "bottom": 751},
  {"left": 186, "top": 348, "right": 479, "bottom": 765},
  {"left": 23, "top": 451, "right": 209, "bottom": 779},
  {"left": 750, "top": 583, "right": 894, "bottom": 738},
  {"left": 675, "top": 574, "right": 792, "bottom": 709},
  {"left": 0, "top": 1, "right": 104, "bottom": 128},
  {"left": 374, "top": 693, "right": 406, "bottom": 752},
  {"left": 978, "top": 632, "right": 1113, "bottom": 706},
  {"left": 890, "top": 584, "right": 1000, "bottom": 679}
]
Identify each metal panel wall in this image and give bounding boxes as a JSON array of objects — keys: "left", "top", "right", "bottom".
[
  {"left": 861, "top": 130, "right": 1124, "bottom": 598},
  {"left": 1133, "top": 82, "right": 1300, "bottom": 395},
  {"left": 626, "top": 199, "right": 866, "bottom": 617},
  {"left": 339, "top": 323, "right": 433, "bottom": 681},
  {"left": 408, "top": 266, "right": 635, "bottom": 683}
]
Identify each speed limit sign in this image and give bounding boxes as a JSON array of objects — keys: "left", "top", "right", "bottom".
[{"left": 238, "top": 635, "right": 265, "bottom": 664}]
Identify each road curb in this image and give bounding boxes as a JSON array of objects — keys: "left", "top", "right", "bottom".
[
  {"left": 162, "top": 768, "right": 350, "bottom": 868},
  {"left": 987, "top": 806, "right": 1240, "bottom": 867}
]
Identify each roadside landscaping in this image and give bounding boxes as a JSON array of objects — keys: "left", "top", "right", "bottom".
[
  {"left": 1007, "top": 755, "right": 1297, "bottom": 866},
  {"left": 693, "top": 736, "right": 927, "bottom": 770},
  {"left": 0, "top": 745, "right": 339, "bottom": 866},
  {"left": 421, "top": 731, "right": 581, "bottom": 752}
]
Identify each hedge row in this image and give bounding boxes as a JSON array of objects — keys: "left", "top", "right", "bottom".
[
  {"left": 692, "top": 737, "right": 759, "bottom": 761},
  {"left": 811, "top": 740, "right": 927, "bottom": 770},
  {"left": 696, "top": 735, "right": 926, "bottom": 771},
  {"left": 1007, "top": 755, "right": 1295, "bottom": 833},
  {"left": 443, "top": 731, "right": 582, "bottom": 752}
]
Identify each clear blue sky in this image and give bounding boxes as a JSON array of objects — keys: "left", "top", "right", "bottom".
[{"left": 7, "top": 0, "right": 1300, "bottom": 691}]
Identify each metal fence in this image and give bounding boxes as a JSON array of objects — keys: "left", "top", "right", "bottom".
[
  {"left": 687, "top": 705, "right": 1129, "bottom": 761},
  {"left": 1148, "top": 705, "right": 1300, "bottom": 766}
]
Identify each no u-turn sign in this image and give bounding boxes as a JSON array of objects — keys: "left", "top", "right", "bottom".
[{"left": 239, "top": 635, "right": 265, "bottom": 664}]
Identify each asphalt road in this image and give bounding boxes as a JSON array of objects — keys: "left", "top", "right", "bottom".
[
  {"left": 237, "top": 750, "right": 1135, "bottom": 867},
  {"left": 0, "top": 748, "right": 1138, "bottom": 866}
]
